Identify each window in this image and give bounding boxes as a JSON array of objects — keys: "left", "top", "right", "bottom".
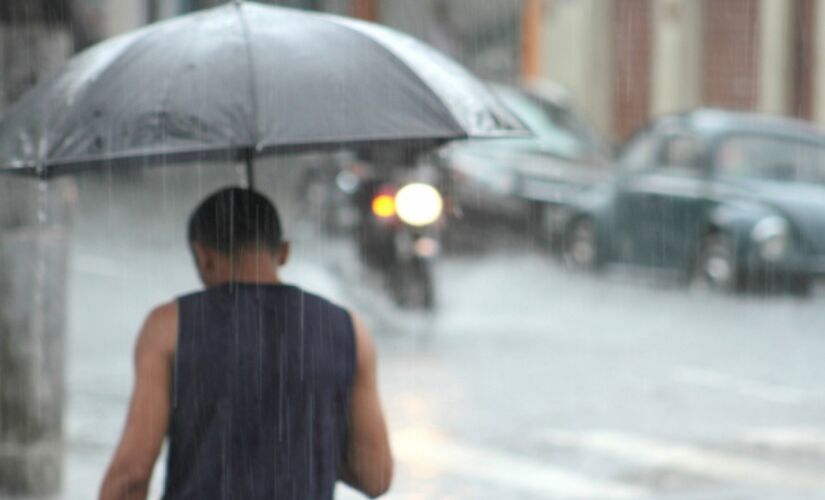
[
  {"left": 660, "top": 135, "right": 706, "bottom": 171},
  {"left": 493, "top": 87, "right": 591, "bottom": 161},
  {"left": 618, "top": 133, "right": 657, "bottom": 171},
  {"left": 716, "top": 134, "right": 825, "bottom": 184}
]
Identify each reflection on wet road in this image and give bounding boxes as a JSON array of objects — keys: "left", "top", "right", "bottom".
[{"left": 335, "top": 248, "right": 825, "bottom": 499}]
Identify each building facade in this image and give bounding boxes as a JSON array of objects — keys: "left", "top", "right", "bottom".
[
  {"left": 539, "top": 0, "right": 824, "bottom": 141},
  {"left": 6, "top": 0, "right": 822, "bottom": 143}
]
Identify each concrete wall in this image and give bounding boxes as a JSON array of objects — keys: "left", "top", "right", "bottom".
[
  {"left": 101, "top": 0, "right": 148, "bottom": 38},
  {"left": 540, "top": 0, "right": 612, "bottom": 137},
  {"left": 0, "top": 178, "right": 75, "bottom": 496},
  {"left": 758, "top": 0, "right": 792, "bottom": 114},
  {"left": 651, "top": 0, "right": 702, "bottom": 116},
  {"left": 816, "top": 0, "right": 825, "bottom": 123},
  {"left": 0, "top": 25, "right": 72, "bottom": 110},
  {"left": 0, "top": 8, "right": 76, "bottom": 496}
]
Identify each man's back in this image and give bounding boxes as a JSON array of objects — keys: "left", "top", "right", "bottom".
[
  {"left": 163, "top": 283, "right": 355, "bottom": 500},
  {"left": 100, "top": 188, "right": 391, "bottom": 500}
]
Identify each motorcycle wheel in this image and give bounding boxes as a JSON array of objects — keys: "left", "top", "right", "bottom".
[
  {"left": 390, "top": 259, "right": 435, "bottom": 310},
  {"left": 787, "top": 275, "right": 813, "bottom": 298},
  {"left": 692, "top": 232, "right": 744, "bottom": 293}
]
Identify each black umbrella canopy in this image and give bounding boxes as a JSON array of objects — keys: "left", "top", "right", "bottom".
[{"left": 0, "top": 1, "right": 527, "bottom": 178}]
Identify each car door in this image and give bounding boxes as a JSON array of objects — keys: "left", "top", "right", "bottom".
[
  {"left": 611, "top": 132, "right": 661, "bottom": 264},
  {"left": 618, "top": 133, "right": 710, "bottom": 269}
]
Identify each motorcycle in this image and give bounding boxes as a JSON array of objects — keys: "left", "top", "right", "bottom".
[{"left": 337, "top": 148, "right": 448, "bottom": 310}]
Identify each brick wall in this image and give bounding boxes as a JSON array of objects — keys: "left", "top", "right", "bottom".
[
  {"left": 612, "top": 0, "right": 653, "bottom": 141},
  {"left": 702, "top": 0, "right": 760, "bottom": 109},
  {"left": 791, "top": 0, "right": 816, "bottom": 119}
]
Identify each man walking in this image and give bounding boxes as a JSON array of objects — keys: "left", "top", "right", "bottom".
[{"left": 100, "top": 187, "right": 393, "bottom": 499}]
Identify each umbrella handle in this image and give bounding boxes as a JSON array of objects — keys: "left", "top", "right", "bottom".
[{"left": 244, "top": 149, "right": 256, "bottom": 190}]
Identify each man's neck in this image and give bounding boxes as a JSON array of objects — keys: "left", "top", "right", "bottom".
[{"left": 224, "top": 252, "right": 281, "bottom": 285}]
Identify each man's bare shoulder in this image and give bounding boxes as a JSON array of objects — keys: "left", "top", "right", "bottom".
[
  {"left": 146, "top": 301, "right": 178, "bottom": 326},
  {"left": 136, "top": 301, "right": 179, "bottom": 357}
]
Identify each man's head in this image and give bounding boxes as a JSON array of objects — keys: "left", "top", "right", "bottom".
[{"left": 188, "top": 187, "right": 288, "bottom": 286}]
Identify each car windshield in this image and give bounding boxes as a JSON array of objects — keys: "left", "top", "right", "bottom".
[
  {"left": 493, "top": 87, "right": 598, "bottom": 160},
  {"left": 715, "top": 134, "right": 825, "bottom": 184}
]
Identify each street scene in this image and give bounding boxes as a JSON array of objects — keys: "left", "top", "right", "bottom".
[
  {"left": 1, "top": 0, "right": 825, "bottom": 499},
  {"left": 62, "top": 160, "right": 825, "bottom": 499}
]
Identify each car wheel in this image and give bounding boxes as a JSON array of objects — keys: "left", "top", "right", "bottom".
[
  {"left": 526, "top": 202, "right": 548, "bottom": 248},
  {"left": 563, "top": 217, "right": 601, "bottom": 271},
  {"left": 541, "top": 204, "right": 568, "bottom": 253},
  {"left": 693, "top": 232, "right": 743, "bottom": 293}
]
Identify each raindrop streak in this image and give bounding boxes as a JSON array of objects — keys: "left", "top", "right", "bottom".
[
  {"left": 299, "top": 290, "right": 306, "bottom": 381},
  {"left": 258, "top": 293, "right": 264, "bottom": 405}
]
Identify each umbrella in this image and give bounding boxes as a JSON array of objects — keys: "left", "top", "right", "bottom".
[{"left": 0, "top": 1, "right": 527, "bottom": 185}]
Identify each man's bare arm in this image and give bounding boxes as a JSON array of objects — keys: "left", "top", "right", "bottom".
[
  {"left": 99, "top": 302, "right": 177, "bottom": 500},
  {"left": 341, "top": 312, "right": 393, "bottom": 498}
]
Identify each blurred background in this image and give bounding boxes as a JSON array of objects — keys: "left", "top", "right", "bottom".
[
  {"left": 3, "top": 0, "right": 824, "bottom": 140},
  {"left": 1, "top": 1, "right": 825, "bottom": 499}
]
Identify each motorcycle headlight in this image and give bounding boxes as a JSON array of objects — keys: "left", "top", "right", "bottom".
[
  {"left": 395, "top": 183, "right": 443, "bottom": 227},
  {"left": 752, "top": 216, "right": 790, "bottom": 261},
  {"left": 371, "top": 193, "right": 396, "bottom": 219}
]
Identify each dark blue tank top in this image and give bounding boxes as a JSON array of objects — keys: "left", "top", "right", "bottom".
[{"left": 163, "top": 283, "right": 356, "bottom": 500}]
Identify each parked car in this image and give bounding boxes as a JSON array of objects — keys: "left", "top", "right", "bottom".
[
  {"left": 562, "top": 109, "right": 825, "bottom": 295},
  {"left": 436, "top": 81, "right": 610, "bottom": 244}
]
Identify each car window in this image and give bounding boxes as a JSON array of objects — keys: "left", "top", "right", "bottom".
[
  {"left": 660, "top": 135, "right": 706, "bottom": 172},
  {"left": 715, "top": 134, "right": 825, "bottom": 184},
  {"left": 618, "top": 133, "right": 657, "bottom": 171}
]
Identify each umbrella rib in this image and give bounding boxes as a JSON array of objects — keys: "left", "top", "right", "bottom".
[{"left": 235, "top": 2, "right": 260, "bottom": 150}]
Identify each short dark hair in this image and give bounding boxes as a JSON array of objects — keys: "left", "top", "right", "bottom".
[{"left": 188, "top": 187, "right": 283, "bottom": 254}]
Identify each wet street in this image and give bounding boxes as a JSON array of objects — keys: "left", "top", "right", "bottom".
[{"left": 61, "top": 165, "right": 825, "bottom": 499}]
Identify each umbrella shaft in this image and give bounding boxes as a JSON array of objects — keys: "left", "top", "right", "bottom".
[{"left": 245, "top": 150, "right": 256, "bottom": 190}]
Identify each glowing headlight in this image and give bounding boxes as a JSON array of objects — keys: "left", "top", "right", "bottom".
[
  {"left": 395, "top": 183, "right": 443, "bottom": 227},
  {"left": 371, "top": 194, "right": 396, "bottom": 219},
  {"left": 752, "top": 216, "right": 790, "bottom": 261}
]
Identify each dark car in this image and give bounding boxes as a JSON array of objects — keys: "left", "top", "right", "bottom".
[
  {"left": 437, "top": 81, "right": 610, "bottom": 243},
  {"left": 562, "top": 109, "right": 825, "bottom": 294}
]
